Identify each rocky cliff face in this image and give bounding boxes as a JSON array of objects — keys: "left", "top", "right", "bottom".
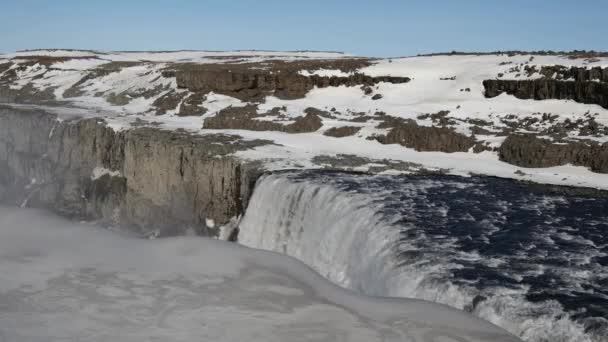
[
  {"left": 174, "top": 63, "right": 410, "bottom": 101},
  {"left": 0, "top": 106, "right": 266, "bottom": 236},
  {"left": 483, "top": 66, "right": 608, "bottom": 109},
  {"left": 499, "top": 134, "right": 608, "bottom": 173},
  {"left": 536, "top": 65, "right": 608, "bottom": 82}
]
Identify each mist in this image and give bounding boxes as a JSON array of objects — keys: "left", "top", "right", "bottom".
[{"left": 0, "top": 206, "right": 519, "bottom": 342}]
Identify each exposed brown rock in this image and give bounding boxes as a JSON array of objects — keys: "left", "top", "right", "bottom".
[
  {"left": 0, "top": 62, "right": 12, "bottom": 76},
  {"left": 304, "top": 107, "right": 337, "bottom": 119},
  {"left": 285, "top": 113, "right": 323, "bottom": 133},
  {"left": 483, "top": 78, "right": 608, "bottom": 109},
  {"left": 203, "top": 105, "right": 322, "bottom": 133},
  {"left": 323, "top": 126, "right": 361, "bottom": 137},
  {"left": 375, "top": 117, "right": 475, "bottom": 153},
  {"left": 178, "top": 92, "right": 207, "bottom": 116},
  {"left": 10, "top": 55, "right": 100, "bottom": 66},
  {"left": 153, "top": 91, "right": 188, "bottom": 115},
  {"left": 0, "top": 106, "right": 269, "bottom": 236},
  {"left": 536, "top": 66, "right": 608, "bottom": 82},
  {"left": 499, "top": 134, "right": 608, "bottom": 173}
]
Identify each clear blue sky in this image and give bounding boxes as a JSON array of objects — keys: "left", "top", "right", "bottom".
[{"left": 2, "top": 0, "right": 606, "bottom": 57}]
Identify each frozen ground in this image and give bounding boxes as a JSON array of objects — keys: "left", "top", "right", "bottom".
[{"left": 0, "top": 206, "right": 519, "bottom": 342}]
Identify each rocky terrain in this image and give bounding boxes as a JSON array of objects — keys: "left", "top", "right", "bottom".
[{"left": 1, "top": 49, "right": 607, "bottom": 234}]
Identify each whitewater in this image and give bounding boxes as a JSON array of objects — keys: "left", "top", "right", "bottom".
[{"left": 238, "top": 171, "right": 608, "bottom": 342}]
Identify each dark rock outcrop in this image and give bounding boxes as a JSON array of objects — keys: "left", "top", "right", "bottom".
[
  {"left": 483, "top": 76, "right": 608, "bottom": 109},
  {"left": 375, "top": 118, "right": 475, "bottom": 153},
  {"left": 176, "top": 66, "right": 410, "bottom": 101},
  {"left": 178, "top": 92, "right": 207, "bottom": 116},
  {"left": 0, "top": 106, "right": 268, "bottom": 236},
  {"left": 499, "top": 134, "right": 608, "bottom": 173},
  {"left": 323, "top": 126, "right": 361, "bottom": 137},
  {"left": 203, "top": 105, "right": 322, "bottom": 133},
  {"left": 153, "top": 91, "right": 187, "bottom": 115}
]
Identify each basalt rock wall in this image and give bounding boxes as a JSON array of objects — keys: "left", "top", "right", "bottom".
[
  {"left": 0, "top": 107, "right": 263, "bottom": 236},
  {"left": 499, "top": 134, "right": 608, "bottom": 173},
  {"left": 483, "top": 79, "right": 608, "bottom": 109}
]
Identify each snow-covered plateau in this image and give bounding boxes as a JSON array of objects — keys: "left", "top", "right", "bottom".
[
  {"left": 1, "top": 49, "right": 607, "bottom": 189},
  {"left": 1, "top": 49, "right": 608, "bottom": 342}
]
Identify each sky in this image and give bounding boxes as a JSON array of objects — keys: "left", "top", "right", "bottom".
[{"left": 1, "top": 0, "right": 607, "bottom": 57}]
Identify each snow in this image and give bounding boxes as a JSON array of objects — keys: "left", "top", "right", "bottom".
[
  {"left": 2, "top": 50, "right": 608, "bottom": 190},
  {"left": 200, "top": 92, "right": 249, "bottom": 117},
  {"left": 299, "top": 68, "right": 354, "bottom": 77},
  {"left": 227, "top": 130, "right": 608, "bottom": 190},
  {"left": 0, "top": 206, "right": 519, "bottom": 342},
  {"left": 238, "top": 173, "right": 607, "bottom": 342}
]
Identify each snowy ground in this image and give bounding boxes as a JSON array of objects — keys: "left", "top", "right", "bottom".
[
  {"left": 1, "top": 49, "right": 608, "bottom": 189},
  {"left": 0, "top": 206, "right": 519, "bottom": 342}
]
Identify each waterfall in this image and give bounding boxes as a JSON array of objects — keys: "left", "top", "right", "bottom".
[
  {"left": 238, "top": 171, "right": 608, "bottom": 342},
  {"left": 238, "top": 172, "right": 400, "bottom": 295}
]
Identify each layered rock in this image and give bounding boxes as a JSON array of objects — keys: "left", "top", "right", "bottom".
[
  {"left": 175, "top": 66, "right": 410, "bottom": 101},
  {"left": 536, "top": 66, "right": 608, "bottom": 82},
  {"left": 499, "top": 134, "right": 608, "bottom": 173},
  {"left": 323, "top": 126, "right": 361, "bottom": 137},
  {"left": 483, "top": 77, "right": 608, "bottom": 109},
  {"left": 0, "top": 106, "right": 267, "bottom": 236}
]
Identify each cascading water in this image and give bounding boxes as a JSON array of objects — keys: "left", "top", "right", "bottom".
[{"left": 238, "top": 171, "right": 608, "bottom": 342}]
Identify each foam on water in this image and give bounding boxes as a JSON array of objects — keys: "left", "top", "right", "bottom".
[{"left": 238, "top": 171, "right": 608, "bottom": 342}]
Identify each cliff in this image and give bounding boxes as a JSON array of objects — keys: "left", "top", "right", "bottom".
[
  {"left": 483, "top": 66, "right": 608, "bottom": 109},
  {"left": 499, "top": 134, "right": 608, "bottom": 173},
  {"left": 0, "top": 106, "right": 266, "bottom": 236}
]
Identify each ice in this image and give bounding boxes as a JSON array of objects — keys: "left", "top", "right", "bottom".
[{"left": 0, "top": 205, "right": 518, "bottom": 342}]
